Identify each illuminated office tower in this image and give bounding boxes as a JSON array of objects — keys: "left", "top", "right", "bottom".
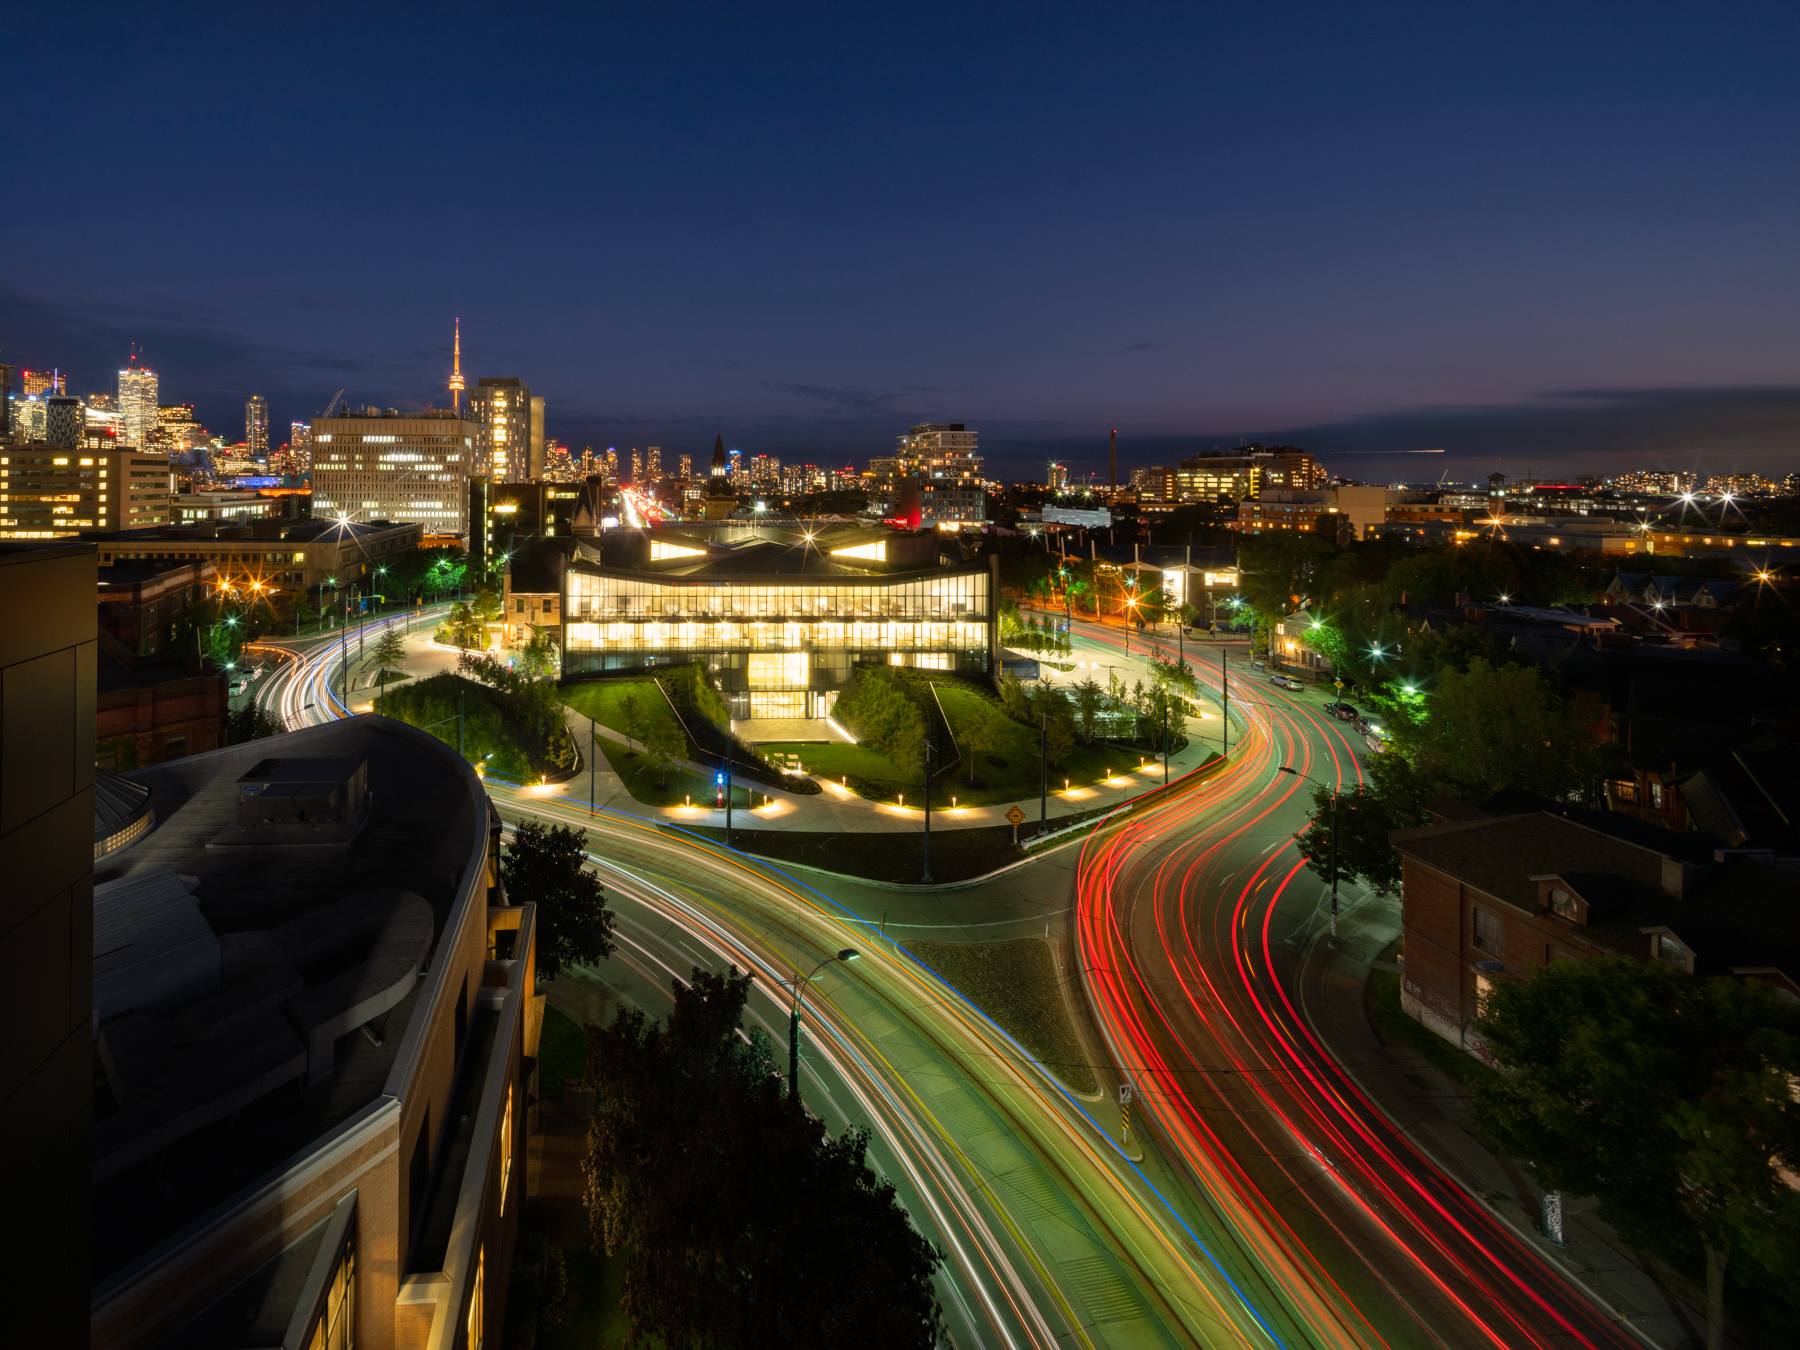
[
  {"left": 117, "top": 356, "right": 159, "bottom": 446},
  {"left": 468, "top": 377, "right": 532, "bottom": 481},
  {"left": 605, "top": 448, "right": 618, "bottom": 482},
  {"left": 678, "top": 453, "right": 692, "bottom": 478},
  {"left": 309, "top": 406, "right": 476, "bottom": 531},
  {"left": 245, "top": 394, "right": 269, "bottom": 458},
  {"left": 14, "top": 397, "right": 47, "bottom": 441},
  {"left": 156, "top": 404, "right": 204, "bottom": 458},
  {"left": 630, "top": 449, "right": 643, "bottom": 484},
  {"left": 23, "top": 369, "right": 65, "bottom": 397},
  {"left": 647, "top": 447, "right": 661, "bottom": 479}
]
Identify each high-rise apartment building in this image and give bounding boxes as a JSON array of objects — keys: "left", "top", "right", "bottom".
[
  {"left": 46, "top": 395, "right": 86, "bottom": 448},
  {"left": 678, "top": 453, "right": 692, "bottom": 478},
  {"left": 288, "top": 419, "right": 312, "bottom": 470},
  {"left": 647, "top": 446, "right": 662, "bottom": 479},
  {"left": 0, "top": 444, "right": 172, "bottom": 537},
  {"left": 530, "top": 394, "right": 545, "bottom": 478},
  {"left": 245, "top": 394, "right": 269, "bottom": 458},
  {"left": 22, "top": 368, "right": 64, "bottom": 397},
  {"left": 309, "top": 406, "right": 476, "bottom": 533},
  {"left": 869, "top": 422, "right": 986, "bottom": 526},
  {"left": 630, "top": 449, "right": 643, "bottom": 484},
  {"left": 468, "top": 377, "right": 532, "bottom": 481},
  {"left": 117, "top": 356, "right": 160, "bottom": 446}
]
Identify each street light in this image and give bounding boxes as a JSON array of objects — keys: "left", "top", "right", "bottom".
[
  {"left": 1278, "top": 765, "right": 1343, "bottom": 950},
  {"left": 789, "top": 949, "right": 859, "bottom": 1106}
]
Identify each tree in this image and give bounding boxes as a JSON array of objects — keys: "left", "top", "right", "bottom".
[
  {"left": 582, "top": 966, "right": 945, "bottom": 1349},
  {"left": 1000, "top": 668, "right": 1030, "bottom": 722},
  {"left": 1473, "top": 957, "right": 1800, "bottom": 1350},
  {"left": 619, "top": 691, "right": 645, "bottom": 747},
  {"left": 1073, "top": 677, "right": 1104, "bottom": 744},
  {"left": 472, "top": 583, "right": 503, "bottom": 624},
  {"left": 644, "top": 717, "right": 686, "bottom": 789},
  {"left": 371, "top": 627, "right": 406, "bottom": 680},
  {"left": 226, "top": 702, "right": 285, "bottom": 745},
  {"left": 501, "top": 821, "right": 615, "bottom": 979},
  {"left": 1292, "top": 753, "right": 1429, "bottom": 897},
  {"left": 1045, "top": 716, "right": 1074, "bottom": 768},
  {"left": 520, "top": 628, "right": 559, "bottom": 681},
  {"left": 958, "top": 701, "right": 1004, "bottom": 784}
]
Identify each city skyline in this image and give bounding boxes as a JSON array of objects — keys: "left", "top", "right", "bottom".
[{"left": 6, "top": 8, "right": 1800, "bottom": 484}]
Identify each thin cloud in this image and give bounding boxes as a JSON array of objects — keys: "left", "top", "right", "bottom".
[{"left": 766, "top": 381, "right": 937, "bottom": 418}]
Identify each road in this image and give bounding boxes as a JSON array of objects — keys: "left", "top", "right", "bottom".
[
  {"left": 253, "top": 608, "right": 1645, "bottom": 1348},
  {"left": 1068, "top": 613, "right": 1643, "bottom": 1350}
]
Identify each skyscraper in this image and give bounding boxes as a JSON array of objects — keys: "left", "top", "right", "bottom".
[
  {"left": 117, "top": 354, "right": 159, "bottom": 447},
  {"left": 245, "top": 394, "right": 269, "bottom": 458},
  {"left": 45, "top": 395, "right": 85, "bottom": 448},
  {"left": 468, "top": 377, "right": 532, "bottom": 481},
  {"left": 630, "top": 449, "right": 643, "bottom": 484},
  {"left": 0, "top": 363, "right": 13, "bottom": 437},
  {"left": 648, "top": 446, "right": 662, "bottom": 478},
  {"left": 22, "top": 369, "right": 64, "bottom": 398},
  {"left": 288, "top": 419, "right": 312, "bottom": 470},
  {"left": 679, "top": 453, "right": 692, "bottom": 478},
  {"left": 157, "top": 404, "right": 205, "bottom": 458},
  {"left": 530, "top": 395, "right": 545, "bottom": 478},
  {"left": 868, "top": 422, "right": 985, "bottom": 525}
]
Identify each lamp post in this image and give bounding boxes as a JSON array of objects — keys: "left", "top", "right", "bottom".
[
  {"left": 789, "top": 949, "right": 859, "bottom": 1106},
  {"left": 1278, "top": 765, "right": 1341, "bottom": 949},
  {"left": 1038, "top": 710, "right": 1048, "bottom": 840}
]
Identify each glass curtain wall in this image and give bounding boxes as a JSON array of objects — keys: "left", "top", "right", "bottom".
[{"left": 562, "top": 567, "right": 991, "bottom": 713}]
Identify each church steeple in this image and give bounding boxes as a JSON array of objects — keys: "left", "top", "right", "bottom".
[{"left": 709, "top": 433, "right": 727, "bottom": 477}]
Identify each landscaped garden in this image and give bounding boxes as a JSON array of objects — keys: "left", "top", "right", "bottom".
[
  {"left": 593, "top": 735, "right": 753, "bottom": 810},
  {"left": 381, "top": 655, "right": 579, "bottom": 782},
  {"left": 809, "top": 662, "right": 1192, "bottom": 807}
]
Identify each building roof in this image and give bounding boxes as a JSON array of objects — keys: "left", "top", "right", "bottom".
[
  {"left": 1390, "top": 810, "right": 1674, "bottom": 915},
  {"left": 90, "top": 717, "right": 485, "bottom": 1285}
]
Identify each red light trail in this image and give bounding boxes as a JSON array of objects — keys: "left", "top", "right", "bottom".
[{"left": 1069, "top": 620, "right": 1639, "bottom": 1350}]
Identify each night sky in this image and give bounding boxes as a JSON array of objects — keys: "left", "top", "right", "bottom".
[{"left": 7, "top": 4, "right": 1800, "bottom": 484}]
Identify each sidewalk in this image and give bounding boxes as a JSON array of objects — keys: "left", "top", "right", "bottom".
[{"left": 1303, "top": 893, "right": 1702, "bottom": 1350}]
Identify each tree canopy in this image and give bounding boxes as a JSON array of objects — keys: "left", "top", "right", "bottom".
[
  {"left": 501, "top": 821, "right": 614, "bottom": 979},
  {"left": 1473, "top": 957, "right": 1800, "bottom": 1350},
  {"left": 582, "top": 966, "right": 945, "bottom": 1349}
]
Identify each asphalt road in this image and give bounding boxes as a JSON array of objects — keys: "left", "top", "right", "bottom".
[{"left": 1069, "top": 615, "right": 1643, "bottom": 1350}]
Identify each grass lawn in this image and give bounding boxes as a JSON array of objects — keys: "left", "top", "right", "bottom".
[
  {"left": 371, "top": 669, "right": 412, "bottom": 686},
  {"left": 757, "top": 740, "right": 911, "bottom": 788},
  {"left": 535, "top": 1246, "right": 641, "bottom": 1350},
  {"left": 910, "top": 939, "right": 1097, "bottom": 1094},
  {"left": 537, "top": 1005, "right": 587, "bottom": 1101},
  {"left": 931, "top": 684, "right": 1170, "bottom": 807},
  {"left": 562, "top": 679, "right": 697, "bottom": 753},
  {"left": 596, "top": 735, "right": 752, "bottom": 809},
  {"left": 665, "top": 820, "right": 1026, "bottom": 884}
]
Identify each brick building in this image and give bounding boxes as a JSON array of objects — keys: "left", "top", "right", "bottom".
[
  {"left": 95, "top": 633, "right": 229, "bottom": 769},
  {"left": 1390, "top": 798, "right": 1800, "bottom": 1060},
  {"left": 96, "top": 558, "right": 215, "bottom": 655}
]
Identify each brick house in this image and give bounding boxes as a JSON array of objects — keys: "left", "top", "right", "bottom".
[{"left": 1390, "top": 799, "right": 1799, "bottom": 1059}]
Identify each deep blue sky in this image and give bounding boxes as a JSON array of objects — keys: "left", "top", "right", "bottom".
[{"left": 7, "top": 3, "right": 1800, "bottom": 484}]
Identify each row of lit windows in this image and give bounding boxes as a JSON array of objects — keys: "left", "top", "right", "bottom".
[
  {"left": 564, "top": 619, "right": 988, "bottom": 652},
  {"left": 566, "top": 570, "right": 987, "bottom": 620}
]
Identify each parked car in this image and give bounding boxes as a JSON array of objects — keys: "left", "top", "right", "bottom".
[
  {"left": 1270, "top": 673, "right": 1304, "bottom": 691},
  {"left": 1328, "top": 702, "right": 1360, "bottom": 722},
  {"left": 228, "top": 678, "right": 249, "bottom": 697}
]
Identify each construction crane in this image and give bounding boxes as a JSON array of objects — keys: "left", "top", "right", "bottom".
[{"left": 318, "top": 389, "right": 345, "bottom": 418}]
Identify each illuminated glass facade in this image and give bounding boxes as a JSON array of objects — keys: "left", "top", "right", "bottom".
[{"left": 563, "top": 564, "right": 993, "bottom": 719}]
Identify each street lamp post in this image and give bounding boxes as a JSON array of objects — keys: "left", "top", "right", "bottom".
[
  {"left": 1038, "top": 711, "right": 1048, "bottom": 839},
  {"left": 789, "top": 949, "right": 860, "bottom": 1106},
  {"left": 1278, "top": 765, "right": 1342, "bottom": 949}
]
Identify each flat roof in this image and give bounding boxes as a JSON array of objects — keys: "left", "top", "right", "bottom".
[{"left": 91, "top": 717, "right": 483, "bottom": 1284}]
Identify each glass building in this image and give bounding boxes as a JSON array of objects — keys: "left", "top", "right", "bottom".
[{"left": 518, "top": 524, "right": 997, "bottom": 721}]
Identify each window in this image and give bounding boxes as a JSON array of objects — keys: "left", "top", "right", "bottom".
[
  {"left": 500, "top": 1084, "right": 514, "bottom": 1213},
  {"left": 1649, "top": 781, "right": 1664, "bottom": 809},
  {"left": 1472, "top": 907, "right": 1501, "bottom": 954},
  {"left": 306, "top": 1229, "right": 356, "bottom": 1350},
  {"left": 467, "top": 1245, "right": 484, "bottom": 1350},
  {"left": 515, "top": 598, "right": 525, "bottom": 613},
  {"left": 1613, "top": 778, "right": 1638, "bottom": 803},
  {"left": 1549, "top": 887, "right": 1577, "bottom": 920},
  {"left": 1655, "top": 933, "right": 1693, "bottom": 972}
]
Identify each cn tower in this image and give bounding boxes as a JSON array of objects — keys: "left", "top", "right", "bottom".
[{"left": 449, "top": 318, "right": 465, "bottom": 410}]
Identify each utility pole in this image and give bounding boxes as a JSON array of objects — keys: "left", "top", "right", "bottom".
[
  {"left": 1221, "top": 649, "right": 1229, "bottom": 755},
  {"left": 1161, "top": 699, "right": 1169, "bottom": 786},
  {"left": 589, "top": 715, "right": 597, "bottom": 816},
  {"left": 724, "top": 738, "right": 733, "bottom": 849},
  {"left": 1038, "top": 711, "right": 1048, "bottom": 839},
  {"left": 1329, "top": 789, "right": 1342, "bottom": 951}
]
